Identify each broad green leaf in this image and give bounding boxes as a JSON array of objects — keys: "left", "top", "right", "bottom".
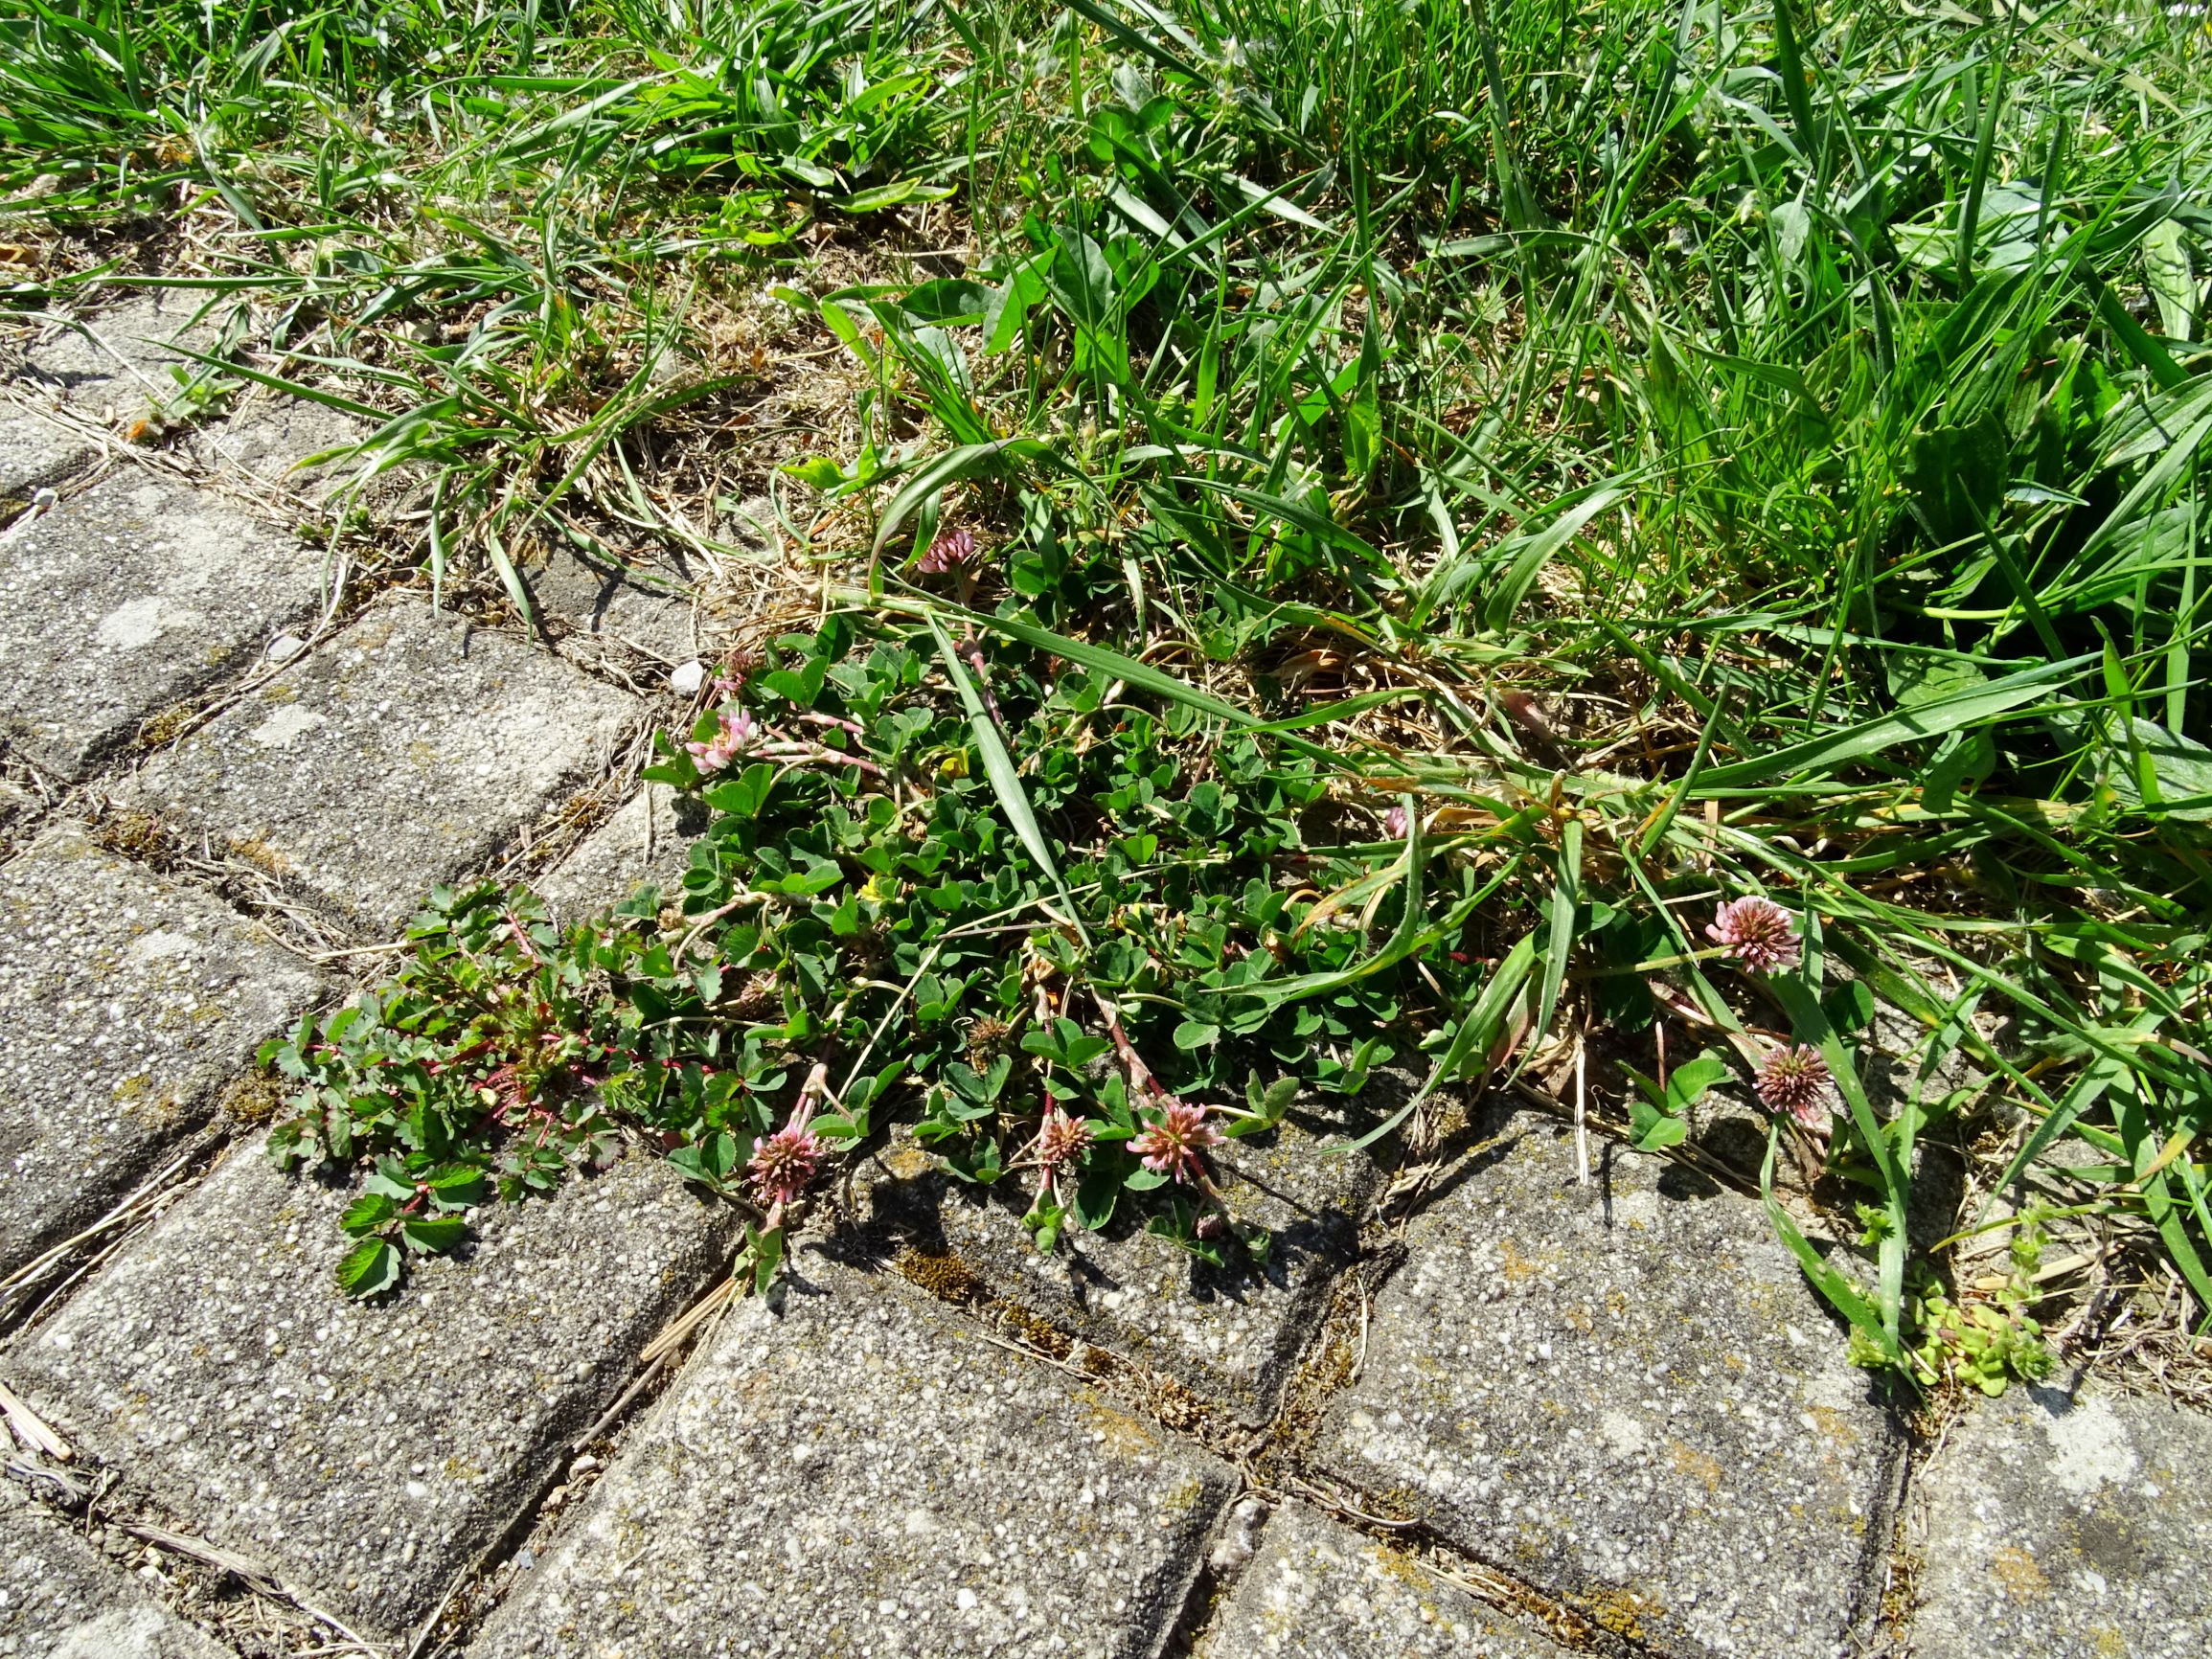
[
  {"left": 400, "top": 1214, "right": 467, "bottom": 1254},
  {"left": 336, "top": 1238, "right": 400, "bottom": 1299},
  {"left": 2142, "top": 218, "right": 2197, "bottom": 342},
  {"left": 338, "top": 1193, "right": 397, "bottom": 1238}
]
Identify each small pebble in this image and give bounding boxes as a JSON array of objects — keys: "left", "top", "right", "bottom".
[
  {"left": 266, "top": 632, "right": 307, "bottom": 664},
  {"left": 669, "top": 660, "right": 706, "bottom": 694}
]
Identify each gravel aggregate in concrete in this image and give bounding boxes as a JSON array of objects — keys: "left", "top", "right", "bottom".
[
  {"left": 5, "top": 1142, "right": 735, "bottom": 1641},
  {"left": 0, "top": 821, "right": 322, "bottom": 1277},
  {"left": 0, "top": 473, "right": 326, "bottom": 777},
  {"left": 1910, "top": 1384, "right": 2212, "bottom": 1659},
  {"left": 536, "top": 784, "right": 705, "bottom": 923},
  {"left": 1315, "top": 1110, "right": 1903, "bottom": 1659},
  {"left": 0, "top": 1480, "right": 237, "bottom": 1658},
  {"left": 473, "top": 1246, "right": 1236, "bottom": 1659},
  {"left": 130, "top": 594, "right": 640, "bottom": 930},
  {"left": 1204, "top": 1502, "right": 1574, "bottom": 1658},
  {"left": 0, "top": 416, "right": 91, "bottom": 503},
  {"left": 863, "top": 1112, "right": 1378, "bottom": 1426}
]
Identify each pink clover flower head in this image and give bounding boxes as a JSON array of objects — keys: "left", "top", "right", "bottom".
[
  {"left": 747, "top": 1123, "right": 824, "bottom": 1208},
  {"left": 685, "top": 710, "right": 761, "bottom": 774},
  {"left": 1707, "top": 895, "right": 1802, "bottom": 974},
  {"left": 1383, "top": 806, "right": 1410, "bottom": 839},
  {"left": 713, "top": 647, "right": 764, "bottom": 699},
  {"left": 1036, "top": 1102, "right": 1093, "bottom": 1172},
  {"left": 1032, "top": 1102, "right": 1094, "bottom": 1200},
  {"left": 1755, "top": 1043, "right": 1831, "bottom": 1130},
  {"left": 1129, "top": 1100, "right": 1224, "bottom": 1186},
  {"left": 919, "top": 528, "right": 975, "bottom": 576}
]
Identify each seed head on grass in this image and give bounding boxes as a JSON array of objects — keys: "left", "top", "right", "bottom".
[
  {"left": 1756, "top": 1043, "right": 1832, "bottom": 1130},
  {"left": 1707, "top": 896, "right": 1802, "bottom": 973},
  {"left": 1130, "top": 1101, "right": 1223, "bottom": 1186}
]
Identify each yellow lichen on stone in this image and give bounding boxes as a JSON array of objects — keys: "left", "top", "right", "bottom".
[
  {"left": 1581, "top": 1584, "right": 1658, "bottom": 1641},
  {"left": 1667, "top": 1439, "right": 1724, "bottom": 1492},
  {"left": 1990, "top": 1544, "right": 2050, "bottom": 1601}
]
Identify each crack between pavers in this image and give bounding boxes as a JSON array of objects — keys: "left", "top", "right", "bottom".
[
  {"left": 849, "top": 1198, "right": 1630, "bottom": 1659},
  {"left": 0, "top": 1450, "right": 379, "bottom": 1656},
  {"left": 0, "top": 1123, "right": 234, "bottom": 1342},
  {"left": 389, "top": 1253, "right": 747, "bottom": 1659}
]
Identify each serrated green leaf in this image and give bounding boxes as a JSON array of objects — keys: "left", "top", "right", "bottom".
[
  {"left": 338, "top": 1193, "right": 397, "bottom": 1238},
  {"left": 336, "top": 1238, "right": 400, "bottom": 1299},
  {"left": 400, "top": 1214, "right": 467, "bottom": 1253}
]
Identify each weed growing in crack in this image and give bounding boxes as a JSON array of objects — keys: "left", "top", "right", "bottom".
[{"left": 26, "top": 0, "right": 2205, "bottom": 1395}]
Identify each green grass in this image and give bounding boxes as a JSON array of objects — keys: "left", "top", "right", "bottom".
[{"left": 10, "top": 0, "right": 2212, "bottom": 1394}]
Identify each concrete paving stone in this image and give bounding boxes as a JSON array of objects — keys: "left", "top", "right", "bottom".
[
  {"left": 1313, "top": 1110, "right": 1903, "bottom": 1659},
  {"left": 192, "top": 391, "right": 364, "bottom": 494},
  {"left": 0, "top": 821, "right": 324, "bottom": 1279},
  {"left": 0, "top": 414, "right": 93, "bottom": 504},
  {"left": 1205, "top": 1502, "right": 1573, "bottom": 1659},
  {"left": 0, "top": 472, "right": 329, "bottom": 778},
  {"left": 130, "top": 593, "right": 642, "bottom": 932},
  {"left": 3, "top": 1140, "right": 736, "bottom": 1643},
  {"left": 1909, "top": 1385, "right": 2212, "bottom": 1659},
  {"left": 14, "top": 296, "right": 216, "bottom": 430},
  {"left": 0, "top": 784, "right": 40, "bottom": 855},
  {"left": 536, "top": 784, "right": 707, "bottom": 923},
  {"left": 472, "top": 1245, "right": 1237, "bottom": 1659},
  {"left": 0, "top": 1480, "right": 237, "bottom": 1659},
  {"left": 864, "top": 1112, "right": 1380, "bottom": 1426},
  {"left": 525, "top": 546, "right": 699, "bottom": 665}
]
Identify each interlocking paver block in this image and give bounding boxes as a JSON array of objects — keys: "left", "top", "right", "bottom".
[
  {"left": 1314, "top": 1111, "right": 1903, "bottom": 1659},
  {"left": 0, "top": 413, "right": 92, "bottom": 501},
  {"left": 0, "top": 1480, "right": 237, "bottom": 1658},
  {"left": 1909, "top": 1386, "right": 2212, "bottom": 1659},
  {"left": 132, "top": 594, "right": 641, "bottom": 930},
  {"left": 866, "top": 1115, "right": 1378, "bottom": 1425},
  {"left": 3, "top": 1141, "right": 735, "bottom": 1642},
  {"left": 1206, "top": 1503, "right": 1572, "bottom": 1659},
  {"left": 527, "top": 546, "right": 697, "bottom": 663},
  {"left": 0, "top": 472, "right": 328, "bottom": 777},
  {"left": 536, "top": 784, "right": 705, "bottom": 923},
  {"left": 194, "top": 391, "right": 362, "bottom": 492},
  {"left": 0, "top": 822, "right": 322, "bottom": 1278},
  {"left": 473, "top": 1248, "right": 1236, "bottom": 1659},
  {"left": 15, "top": 296, "right": 211, "bottom": 429}
]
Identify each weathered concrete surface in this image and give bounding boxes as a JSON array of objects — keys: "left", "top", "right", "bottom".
[
  {"left": 536, "top": 784, "right": 705, "bottom": 923},
  {"left": 0, "top": 822, "right": 323, "bottom": 1278},
  {"left": 3, "top": 1142, "right": 735, "bottom": 1643},
  {"left": 131, "top": 594, "right": 641, "bottom": 930},
  {"left": 0, "top": 784, "right": 40, "bottom": 857},
  {"left": 0, "top": 472, "right": 327, "bottom": 777},
  {"left": 13, "top": 296, "right": 213, "bottom": 430},
  {"left": 0, "top": 1481, "right": 236, "bottom": 1659},
  {"left": 1314, "top": 1112, "right": 1903, "bottom": 1659},
  {"left": 194, "top": 392, "right": 362, "bottom": 493},
  {"left": 1909, "top": 1386, "right": 2212, "bottom": 1659},
  {"left": 1204, "top": 1503, "right": 1572, "bottom": 1659},
  {"left": 0, "top": 414, "right": 91, "bottom": 503},
  {"left": 526, "top": 546, "right": 697, "bottom": 665},
  {"left": 865, "top": 1115, "right": 1378, "bottom": 1426},
  {"left": 474, "top": 1248, "right": 1236, "bottom": 1659}
]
